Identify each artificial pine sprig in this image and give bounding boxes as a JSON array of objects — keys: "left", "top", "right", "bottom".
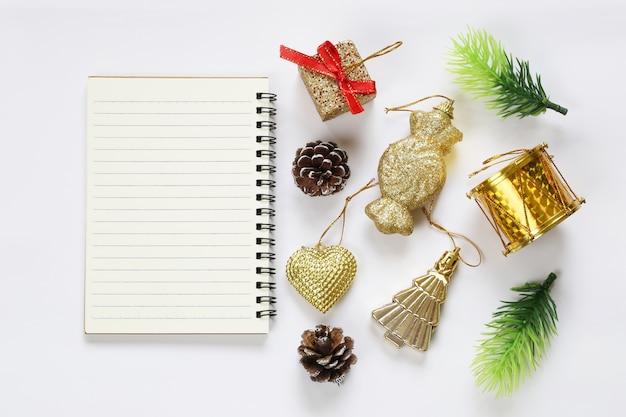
[
  {"left": 472, "top": 273, "right": 558, "bottom": 397},
  {"left": 448, "top": 28, "right": 567, "bottom": 118}
]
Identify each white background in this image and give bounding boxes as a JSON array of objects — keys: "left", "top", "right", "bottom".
[{"left": 1, "top": 1, "right": 624, "bottom": 416}]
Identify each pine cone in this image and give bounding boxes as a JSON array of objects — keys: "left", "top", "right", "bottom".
[
  {"left": 297, "top": 324, "right": 357, "bottom": 384},
  {"left": 292, "top": 141, "right": 350, "bottom": 196}
]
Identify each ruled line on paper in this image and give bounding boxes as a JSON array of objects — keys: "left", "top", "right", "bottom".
[
  {"left": 91, "top": 293, "right": 250, "bottom": 296},
  {"left": 94, "top": 112, "right": 249, "bottom": 115},
  {"left": 92, "top": 148, "right": 252, "bottom": 151},
  {"left": 92, "top": 244, "right": 252, "bottom": 247},
  {"left": 92, "top": 100, "right": 252, "bottom": 104},
  {"left": 92, "top": 231, "right": 251, "bottom": 233},
  {"left": 91, "top": 268, "right": 251, "bottom": 271},
  {"left": 93, "top": 221, "right": 250, "bottom": 223},
  {"left": 91, "top": 315, "right": 253, "bottom": 321},
  {"left": 93, "top": 136, "right": 251, "bottom": 139},
  {"left": 91, "top": 305, "right": 251, "bottom": 308},
  {"left": 92, "top": 280, "right": 250, "bottom": 283},
  {"left": 92, "top": 256, "right": 250, "bottom": 259},
  {"left": 93, "top": 124, "right": 251, "bottom": 127},
  {"left": 93, "top": 172, "right": 252, "bottom": 174},
  {"left": 91, "top": 160, "right": 252, "bottom": 163},
  {"left": 93, "top": 208, "right": 251, "bottom": 211},
  {"left": 92, "top": 184, "right": 252, "bottom": 186},
  {"left": 93, "top": 196, "right": 252, "bottom": 198}
]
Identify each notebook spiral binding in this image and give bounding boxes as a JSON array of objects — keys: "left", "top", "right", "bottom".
[{"left": 255, "top": 91, "right": 277, "bottom": 319}]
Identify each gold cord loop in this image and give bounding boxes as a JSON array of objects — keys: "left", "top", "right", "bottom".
[
  {"left": 316, "top": 179, "right": 378, "bottom": 248},
  {"left": 343, "top": 41, "right": 403, "bottom": 74},
  {"left": 385, "top": 94, "right": 454, "bottom": 113},
  {"left": 421, "top": 202, "right": 482, "bottom": 268},
  {"left": 468, "top": 148, "right": 529, "bottom": 178}
]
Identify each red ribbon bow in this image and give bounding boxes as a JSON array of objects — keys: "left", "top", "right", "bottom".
[{"left": 280, "top": 41, "right": 376, "bottom": 114}]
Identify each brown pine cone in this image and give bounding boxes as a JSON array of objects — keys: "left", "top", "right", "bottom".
[
  {"left": 292, "top": 141, "right": 350, "bottom": 196},
  {"left": 297, "top": 324, "right": 357, "bottom": 384}
]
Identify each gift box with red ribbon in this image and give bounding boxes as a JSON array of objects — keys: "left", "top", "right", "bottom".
[{"left": 280, "top": 40, "right": 378, "bottom": 121}]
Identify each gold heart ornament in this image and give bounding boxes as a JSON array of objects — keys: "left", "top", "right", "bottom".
[{"left": 286, "top": 244, "right": 357, "bottom": 313}]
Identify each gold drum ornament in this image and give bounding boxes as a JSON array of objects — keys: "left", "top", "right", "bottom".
[{"left": 467, "top": 143, "right": 585, "bottom": 256}]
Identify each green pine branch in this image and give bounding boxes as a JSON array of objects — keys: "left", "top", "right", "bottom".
[
  {"left": 472, "top": 273, "right": 558, "bottom": 397},
  {"left": 448, "top": 28, "right": 567, "bottom": 118}
]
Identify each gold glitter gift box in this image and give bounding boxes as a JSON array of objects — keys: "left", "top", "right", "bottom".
[
  {"left": 298, "top": 41, "right": 375, "bottom": 121},
  {"left": 280, "top": 40, "right": 401, "bottom": 121}
]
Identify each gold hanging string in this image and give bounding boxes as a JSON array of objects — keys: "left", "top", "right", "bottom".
[
  {"left": 471, "top": 196, "right": 510, "bottom": 250},
  {"left": 343, "top": 41, "right": 403, "bottom": 74},
  {"left": 545, "top": 152, "right": 586, "bottom": 205},
  {"left": 468, "top": 148, "right": 529, "bottom": 178},
  {"left": 317, "top": 179, "right": 378, "bottom": 248},
  {"left": 385, "top": 94, "right": 454, "bottom": 113},
  {"left": 421, "top": 201, "right": 482, "bottom": 267}
]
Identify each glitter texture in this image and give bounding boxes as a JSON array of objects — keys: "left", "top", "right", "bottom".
[
  {"left": 365, "top": 103, "right": 462, "bottom": 235},
  {"left": 298, "top": 40, "right": 375, "bottom": 121},
  {"left": 286, "top": 244, "right": 357, "bottom": 313}
]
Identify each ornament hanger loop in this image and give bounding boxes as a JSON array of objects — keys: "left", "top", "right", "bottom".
[
  {"left": 317, "top": 179, "right": 378, "bottom": 248},
  {"left": 422, "top": 202, "right": 482, "bottom": 267},
  {"left": 385, "top": 94, "right": 454, "bottom": 113},
  {"left": 468, "top": 148, "right": 530, "bottom": 178},
  {"left": 344, "top": 41, "right": 403, "bottom": 74}
]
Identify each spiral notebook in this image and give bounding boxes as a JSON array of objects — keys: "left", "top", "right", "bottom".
[{"left": 84, "top": 76, "right": 277, "bottom": 334}]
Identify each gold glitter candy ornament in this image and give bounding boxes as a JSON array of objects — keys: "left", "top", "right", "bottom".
[
  {"left": 365, "top": 96, "right": 462, "bottom": 235},
  {"left": 286, "top": 180, "right": 377, "bottom": 313}
]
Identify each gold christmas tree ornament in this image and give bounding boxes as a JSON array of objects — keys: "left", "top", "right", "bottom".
[
  {"left": 467, "top": 143, "right": 585, "bottom": 256},
  {"left": 365, "top": 95, "right": 463, "bottom": 236},
  {"left": 372, "top": 247, "right": 461, "bottom": 351},
  {"left": 287, "top": 180, "right": 377, "bottom": 313}
]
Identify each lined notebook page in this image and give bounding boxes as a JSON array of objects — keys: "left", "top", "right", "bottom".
[{"left": 85, "top": 76, "right": 275, "bottom": 334}]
